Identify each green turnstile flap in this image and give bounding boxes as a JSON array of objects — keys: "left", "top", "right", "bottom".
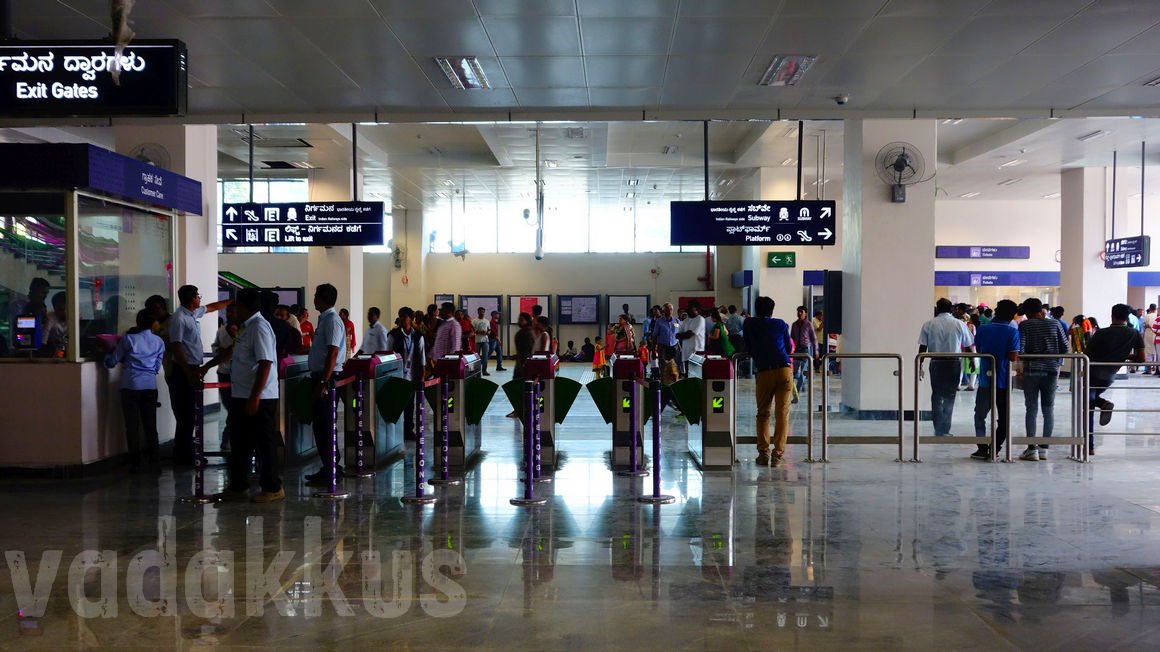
[
  {"left": 424, "top": 383, "right": 440, "bottom": 413},
  {"left": 287, "top": 377, "right": 316, "bottom": 424},
  {"left": 585, "top": 377, "right": 617, "bottom": 425},
  {"left": 375, "top": 376, "right": 417, "bottom": 425},
  {"left": 554, "top": 377, "right": 583, "bottom": 424},
  {"left": 465, "top": 377, "right": 500, "bottom": 425},
  {"left": 669, "top": 377, "right": 703, "bottom": 425},
  {"left": 501, "top": 379, "right": 532, "bottom": 423}
]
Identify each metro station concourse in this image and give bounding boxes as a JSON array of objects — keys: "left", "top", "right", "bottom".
[{"left": 2, "top": 1, "right": 1160, "bottom": 649}]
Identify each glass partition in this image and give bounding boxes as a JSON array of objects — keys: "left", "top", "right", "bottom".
[
  {"left": 0, "top": 193, "right": 67, "bottom": 357},
  {"left": 75, "top": 194, "right": 174, "bottom": 359}
]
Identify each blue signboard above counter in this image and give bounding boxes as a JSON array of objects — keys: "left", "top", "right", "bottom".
[
  {"left": 936, "top": 245, "right": 1030, "bottom": 259},
  {"left": 935, "top": 271, "right": 1060, "bottom": 287},
  {"left": 670, "top": 200, "right": 836, "bottom": 246},
  {"left": 0, "top": 40, "right": 187, "bottom": 117},
  {"left": 221, "top": 201, "right": 384, "bottom": 247}
]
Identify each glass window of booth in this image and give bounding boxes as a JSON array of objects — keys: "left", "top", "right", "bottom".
[{"left": 0, "top": 193, "right": 67, "bottom": 357}]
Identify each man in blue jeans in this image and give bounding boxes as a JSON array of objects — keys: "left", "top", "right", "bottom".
[
  {"left": 918, "top": 298, "right": 975, "bottom": 436},
  {"left": 1084, "top": 304, "right": 1145, "bottom": 455},
  {"left": 970, "top": 300, "right": 1020, "bottom": 460},
  {"left": 1017, "top": 298, "right": 1070, "bottom": 461}
]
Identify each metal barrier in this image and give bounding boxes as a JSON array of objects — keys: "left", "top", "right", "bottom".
[
  {"left": 912, "top": 353, "right": 998, "bottom": 462},
  {"left": 178, "top": 382, "right": 217, "bottom": 505},
  {"left": 314, "top": 375, "right": 356, "bottom": 500},
  {"left": 789, "top": 352, "right": 816, "bottom": 463},
  {"left": 401, "top": 382, "right": 436, "bottom": 505},
  {"left": 640, "top": 379, "right": 675, "bottom": 504},
  {"left": 1079, "top": 360, "right": 1155, "bottom": 455},
  {"left": 1005, "top": 353, "right": 1089, "bottom": 463},
  {"left": 819, "top": 353, "right": 905, "bottom": 462}
]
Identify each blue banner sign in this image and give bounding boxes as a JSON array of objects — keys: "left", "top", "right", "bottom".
[
  {"left": 1104, "top": 236, "right": 1151, "bottom": 269},
  {"left": 935, "top": 271, "right": 1060, "bottom": 287},
  {"left": 670, "top": 200, "right": 836, "bottom": 246},
  {"left": 221, "top": 201, "right": 384, "bottom": 247},
  {"left": 936, "top": 245, "right": 1030, "bottom": 259}
]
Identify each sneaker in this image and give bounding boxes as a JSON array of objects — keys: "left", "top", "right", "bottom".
[
  {"left": 772, "top": 457, "right": 785, "bottom": 467},
  {"left": 496, "top": 367, "right": 507, "bottom": 372},
  {"left": 1099, "top": 401, "right": 1114, "bottom": 426},
  {"left": 304, "top": 468, "right": 344, "bottom": 483},
  {"left": 213, "top": 488, "right": 249, "bottom": 502},
  {"left": 755, "top": 454, "right": 770, "bottom": 466},
  {"left": 1019, "top": 448, "right": 1039, "bottom": 461},
  {"left": 1038, "top": 449, "right": 1048, "bottom": 460},
  {"left": 252, "top": 488, "right": 285, "bottom": 503},
  {"left": 970, "top": 448, "right": 990, "bottom": 460}
]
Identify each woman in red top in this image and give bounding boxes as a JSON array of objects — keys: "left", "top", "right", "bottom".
[
  {"left": 456, "top": 310, "right": 475, "bottom": 354},
  {"left": 339, "top": 308, "right": 357, "bottom": 357},
  {"left": 612, "top": 314, "right": 636, "bottom": 354}
]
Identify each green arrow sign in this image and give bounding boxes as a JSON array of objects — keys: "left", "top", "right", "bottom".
[
  {"left": 766, "top": 252, "right": 796, "bottom": 268},
  {"left": 712, "top": 396, "right": 725, "bottom": 413}
]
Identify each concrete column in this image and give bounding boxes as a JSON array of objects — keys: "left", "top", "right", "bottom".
[
  {"left": 306, "top": 166, "right": 364, "bottom": 325},
  {"left": 1060, "top": 167, "right": 1124, "bottom": 324},
  {"left": 841, "top": 119, "right": 937, "bottom": 413}
]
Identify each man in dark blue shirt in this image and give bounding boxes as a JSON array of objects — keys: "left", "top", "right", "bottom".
[
  {"left": 970, "top": 300, "right": 1020, "bottom": 460},
  {"left": 743, "top": 296, "right": 793, "bottom": 466}
]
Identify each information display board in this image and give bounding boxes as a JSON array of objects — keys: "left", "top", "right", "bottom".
[
  {"left": 670, "top": 200, "right": 836, "bottom": 246},
  {"left": 433, "top": 294, "right": 455, "bottom": 307},
  {"left": 508, "top": 295, "right": 550, "bottom": 325},
  {"left": 221, "top": 201, "right": 384, "bottom": 247},
  {"left": 936, "top": 245, "right": 1030, "bottom": 259},
  {"left": 558, "top": 295, "right": 600, "bottom": 324},
  {"left": 460, "top": 295, "right": 502, "bottom": 319},
  {"left": 608, "top": 295, "right": 650, "bottom": 325},
  {"left": 0, "top": 40, "right": 188, "bottom": 117},
  {"left": 1104, "top": 236, "right": 1151, "bottom": 269}
]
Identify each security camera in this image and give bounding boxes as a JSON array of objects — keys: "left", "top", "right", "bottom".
[{"left": 835, "top": 95, "right": 849, "bottom": 106}]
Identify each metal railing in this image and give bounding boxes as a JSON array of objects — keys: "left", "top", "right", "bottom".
[
  {"left": 912, "top": 352, "right": 998, "bottom": 462},
  {"left": 819, "top": 353, "right": 906, "bottom": 462},
  {"left": 789, "top": 352, "right": 816, "bottom": 463},
  {"left": 1084, "top": 360, "right": 1157, "bottom": 448},
  {"left": 1005, "top": 353, "right": 1089, "bottom": 463}
]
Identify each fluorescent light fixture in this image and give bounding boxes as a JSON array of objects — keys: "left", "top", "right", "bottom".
[
  {"left": 781, "top": 158, "right": 797, "bottom": 166},
  {"left": 758, "top": 55, "right": 817, "bottom": 87},
  {"left": 941, "top": 118, "right": 964, "bottom": 125},
  {"left": 622, "top": 206, "right": 632, "bottom": 212},
  {"left": 997, "top": 178, "right": 1022, "bottom": 186},
  {"left": 288, "top": 161, "right": 317, "bottom": 169},
  {"left": 1077, "top": 129, "right": 1109, "bottom": 142},
  {"left": 442, "top": 179, "right": 454, "bottom": 186},
  {"left": 627, "top": 179, "right": 639, "bottom": 186},
  {"left": 434, "top": 56, "right": 491, "bottom": 90},
  {"left": 543, "top": 160, "right": 559, "bottom": 168},
  {"left": 1143, "top": 75, "right": 1160, "bottom": 87},
  {"left": 392, "top": 203, "right": 406, "bottom": 209},
  {"left": 998, "top": 158, "right": 1026, "bottom": 168},
  {"left": 1042, "top": 192, "right": 1061, "bottom": 199},
  {"left": 709, "top": 191, "right": 722, "bottom": 199},
  {"left": 1131, "top": 193, "right": 1142, "bottom": 198},
  {"left": 625, "top": 192, "right": 636, "bottom": 199},
  {"left": 662, "top": 144, "right": 678, "bottom": 155},
  {"left": 717, "top": 178, "right": 735, "bottom": 187},
  {"left": 811, "top": 178, "right": 830, "bottom": 186},
  {"left": 960, "top": 192, "right": 980, "bottom": 198}
]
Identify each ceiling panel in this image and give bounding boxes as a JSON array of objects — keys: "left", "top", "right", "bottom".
[
  {"left": 482, "top": 17, "right": 582, "bottom": 57},
  {"left": 937, "top": 16, "right": 1068, "bottom": 56},
  {"left": 145, "top": 0, "right": 282, "bottom": 19},
  {"left": 388, "top": 18, "right": 496, "bottom": 56},
  {"left": 500, "top": 57, "right": 587, "bottom": 88},
  {"left": 896, "top": 56, "right": 1009, "bottom": 88},
  {"left": 977, "top": 0, "right": 1094, "bottom": 17},
  {"left": 671, "top": 17, "right": 770, "bottom": 55},
  {"left": 879, "top": 0, "right": 991, "bottom": 15},
  {"left": 474, "top": 0, "right": 576, "bottom": 16},
  {"left": 847, "top": 17, "right": 974, "bottom": 56},
  {"left": 676, "top": 0, "right": 781, "bottom": 17},
  {"left": 439, "top": 88, "right": 519, "bottom": 108},
  {"left": 371, "top": 0, "right": 477, "bottom": 19},
  {"left": 1052, "top": 55, "right": 1160, "bottom": 89},
  {"left": 1111, "top": 23, "right": 1160, "bottom": 55},
  {"left": 584, "top": 56, "right": 667, "bottom": 87},
  {"left": 580, "top": 18, "right": 674, "bottom": 56},
  {"left": 193, "top": 54, "right": 284, "bottom": 88},
  {"left": 1076, "top": 86, "right": 1160, "bottom": 109},
  {"left": 283, "top": 19, "right": 403, "bottom": 59},
  {"left": 1020, "top": 11, "right": 1159, "bottom": 57},
  {"left": 588, "top": 87, "right": 661, "bottom": 107},
  {"left": 818, "top": 55, "right": 925, "bottom": 92},
  {"left": 752, "top": 17, "right": 871, "bottom": 57},
  {"left": 779, "top": 0, "right": 889, "bottom": 18},
  {"left": 577, "top": 0, "right": 677, "bottom": 18},
  {"left": 514, "top": 87, "right": 589, "bottom": 107},
  {"left": 265, "top": 0, "right": 382, "bottom": 18}
]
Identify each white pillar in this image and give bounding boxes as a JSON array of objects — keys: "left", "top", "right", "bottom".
[
  {"left": 389, "top": 207, "right": 429, "bottom": 318},
  {"left": 841, "top": 119, "right": 937, "bottom": 413},
  {"left": 1060, "top": 167, "right": 1125, "bottom": 324},
  {"left": 306, "top": 166, "right": 364, "bottom": 325}
]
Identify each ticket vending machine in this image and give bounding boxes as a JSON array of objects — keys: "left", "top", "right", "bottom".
[
  {"left": 433, "top": 353, "right": 483, "bottom": 469},
  {"left": 524, "top": 353, "right": 560, "bottom": 468},
  {"left": 687, "top": 353, "right": 737, "bottom": 468},
  {"left": 611, "top": 354, "right": 646, "bottom": 468}
]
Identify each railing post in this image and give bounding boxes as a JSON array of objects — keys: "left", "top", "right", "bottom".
[
  {"left": 511, "top": 380, "right": 547, "bottom": 507},
  {"left": 178, "top": 383, "right": 213, "bottom": 505},
  {"left": 820, "top": 353, "right": 830, "bottom": 463},
  {"left": 428, "top": 376, "right": 462, "bottom": 487},
  {"left": 640, "top": 379, "right": 675, "bottom": 505},
  {"left": 402, "top": 384, "right": 436, "bottom": 505},
  {"left": 351, "top": 376, "right": 374, "bottom": 478}
]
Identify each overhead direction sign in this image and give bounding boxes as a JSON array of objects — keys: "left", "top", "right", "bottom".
[
  {"left": 670, "top": 200, "right": 836, "bottom": 246},
  {"left": 221, "top": 201, "right": 384, "bottom": 247},
  {"left": 1104, "top": 235, "right": 1151, "bottom": 269},
  {"left": 766, "top": 252, "right": 796, "bottom": 268}
]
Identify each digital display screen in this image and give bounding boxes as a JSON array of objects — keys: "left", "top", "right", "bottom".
[{"left": 16, "top": 316, "right": 36, "bottom": 329}]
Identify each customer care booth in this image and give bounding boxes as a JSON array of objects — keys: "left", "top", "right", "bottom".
[{"left": 0, "top": 143, "right": 201, "bottom": 472}]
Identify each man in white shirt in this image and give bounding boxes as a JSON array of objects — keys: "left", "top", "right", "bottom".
[
  {"left": 359, "top": 307, "right": 390, "bottom": 355},
  {"left": 918, "top": 298, "right": 976, "bottom": 436},
  {"left": 166, "top": 284, "right": 231, "bottom": 466},
  {"left": 471, "top": 307, "right": 492, "bottom": 376},
  {"left": 305, "top": 283, "right": 348, "bottom": 485},
  {"left": 677, "top": 301, "right": 706, "bottom": 376}
]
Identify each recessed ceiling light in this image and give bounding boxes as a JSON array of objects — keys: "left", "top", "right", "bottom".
[
  {"left": 565, "top": 127, "right": 585, "bottom": 139},
  {"left": 998, "top": 158, "right": 1026, "bottom": 168},
  {"left": 434, "top": 56, "right": 491, "bottom": 90},
  {"left": 392, "top": 203, "right": 406, "bottom": 209},
  {"left": 811, "top": 178, "right": 830, "bottom": 186},
  {"left": 941, "top": 118, "right": 964, "bottom": 125},
  {"left": 627, "top": 179, "right": 639, "bottom": 186},
  {"left": 997, "top": 178, "right": 1022, "bottom": 186},
  {"left": 622, "top": 206, "right": 632, "bottom": 212},
  {"left": 758, "top": 55, "right": 817, "bottom": 87},
  {"left": 781, "top": 158, "right": 797, "bottom": 166},
  {"left": 288, "top": 161, "right": 317, "bottom": 169},
  {"left": 960, "top": 192, "right": 980, "bottom": 198},
  {"left": 1077, "top": 129, "right": 1109, "bottom": 142},
  {"left": 543, "top": 160, "right": 559, "bottom": 168},
  {"left": 1042, "top": 192, "right": 1061, "bottom": 199},
  {"left": 717, "top": 178, "right": 735, "bottom": 187},
  {"left": 625, "top": 192, "right": 636, "bottom": 199},
  {"left": 442, "top": 179, "right": 454, "bottom": 186}
]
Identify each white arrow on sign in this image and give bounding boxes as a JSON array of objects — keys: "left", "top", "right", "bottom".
[
  {"left": 771, "top": 256, "right": 781, "bottom": 263},
  {"left": 820, "top": 207, "right": 832, "bottom": 219},
  {"left": 226, "top": 228, "right": 238, "bottom": 241},
  {"left": 225, "top": 206, "right": 238, "bottom": 221},
  {"left": 819, "top": 228, "right": 833, "bottom": 240}
]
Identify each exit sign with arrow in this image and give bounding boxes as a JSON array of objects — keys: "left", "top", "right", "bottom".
[{"left": 766, "top": 252, "right": 797, "bottom": 268}]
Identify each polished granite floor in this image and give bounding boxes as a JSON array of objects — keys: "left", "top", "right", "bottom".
[{"left": 3, "top": 363, "right": 1160, "bottom": 650}]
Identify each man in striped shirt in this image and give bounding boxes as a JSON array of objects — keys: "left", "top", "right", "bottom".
[{"left": 1016, "top": 298, "right": 1070, "bottom": 461}]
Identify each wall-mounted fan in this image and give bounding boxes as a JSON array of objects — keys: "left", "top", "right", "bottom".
[
  {"left": 874, "top": 142, "right": 929, "bottom": 203},
  {"left": 130, "top": 142, "right": 171, "bottom": 169}
]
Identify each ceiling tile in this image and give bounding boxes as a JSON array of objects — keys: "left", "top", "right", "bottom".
[
  {"left": 417, "top": 56, "right": 511, "bottom": 89},
  {"left": 283, "top": 19, "right": 402, "bottom": 59},
  {"left": 847, "top": 17, "right": 973, "bottom": 55},
  {"left": 580, "top": 18, "right": 674, "bottom": 56},
  {"left": 897, "top": 56, "right": 1009, "bottom": 88},
  {"left": 300, "top": 87, "right": 375, "bottom": 111},
  {"left": 937, "top": 16, "right": 1067, "bottom": 56},
  {"left": 388, "top": 18, "right": 495, "bottom": 56},
  {"left": 672, "top": 17, "right": 770, "bottom": 54},
  {"left": 577, "top": 0, "right": 677, "bottom": 17},
  {"left": 265, "top": 0, "right": 382, "bottom": 18},
  {"left": 818, "top": 55, "right": 925, "bottom": 92},
  {"left": 1053, "top": 55, "right": 1160, "bottom": 89},
  {"left": 879, "top": 0, "right": 991, "bottom": 15},
  {"left": 483, "top": 17, "right": 581, "bottom": 56},
  {"left": 226, "top": 86, "right": 315, "bottom": 112},
  {"left": 665, "top": 54, "right": 753, "bottom": 82},
  {"left": 515, "top": 88, "right": 589, "bottom": 107},
  {"left": 1012, "top": 84, "right": 1121, "bottom": 110},
  {"left": 189, "top": 88, "right": 245, "bottom": 112},
  {"left": 678, "top": 0, "right": 781, "bottom": 17},
  {"left": 192, "top": 54, "right": 284, "bottom": 88},
  {"left": 1111, "top": 23, "right": 1160, "bottom": 55},
  {"left": 1075, "top": 86, "right": 1160, "bottom": 109},
  {"left": 1020, "top": 12, "right": 1158, "bottom": 57},
  {"left": 371, "top": 0, "right": 477, "bottom": 18},
  {"left": 258, "top": 57, "right": 361, "bottom": 89},
  {"left": 589, "top": 89, "right": 652, "bottom": 107},
  {"left": 11, "top": 0, "right": 90, "bottom": 19},
  {"left": 439, "top": 88, "right": 519, "bottom": 108},
  {"left": 977, "top": 0, "right": 1095, "bottom": 16},
  {"left": 500, "top": 57, "right": 586, "bottom": 88},
  {"left": 474, "top": 0, "right": 575, "bottom": 16},
  {"left": 12, "top": 16, "right": 106, "bottom": 39},
  {"left": 331, "top": 56, "right": 432, "bottom": 89},
  {"left": 753, "top": 17, "right": 872, "bottom": 56},
  {"left": 779, "top": 0, "right": 889, "bottom": 18},
  {"left": 585, "top": 56, "right": 668, "bottom": 87}
]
